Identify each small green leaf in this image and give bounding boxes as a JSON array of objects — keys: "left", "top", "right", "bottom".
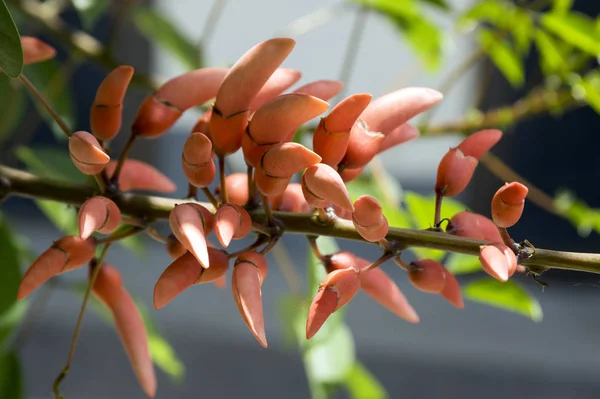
[
  {"left": 0, "top": 0, "right": 23, "bottom": 78},
  {"left": 0, "top": 301, "right": 28, "bottom": 348},
  {"left": 0, "top": 214, "right": 21, "bottom": 315},
  {"left": 0, "top": 351, "right": 23, "bottom": 399},
  {"left": 0, "top": 73, "right": 25, "bottom": 143},
  {"left": 71, "top": 0, "right": 111, "bottom": 29},
  {"left": 458, "top": 0, "right": 507, "bottom": 30},
  {"left": 552, "top": 0, "right": 573, "bottom": 14},
  {"left": 36, "top": 200, "right": 78, "bottom": 235},
  {"left": 464, "top": 278, "right": 543, "bottom": 321},
  {"left": 25, "top": 60, "right": 75, "bottom": 140},
  {"left": 444, "top": 253, "right": 481, "bottom": 275},
  {"left": 554, "top": 189, "right": 600, "bottom": 236},
  {"left": 133, "top": 6, "right": 200, "bottom": 70},
  {"left": 16, "top": 146, "right": 86, "bottom": 183},
  {"left": 345, "top": 362, "right": 388, "bottom": 399},
  {"left": 307, "top": 236, "right": 339, "bottom": 295},
  {"left": 108, "top": 224, "right": 147, "bottom": 258},
  {"left": 304, "top": 323, "right": 356, "bottom": 384},
  {"left": 535, "top": 29, "right": 566, "bottom": 76},
  {"left": 579, "top": 71, "right": 600, "bottom": 115},
  {"left": 541, "top": 12, "right": 600, "bottom": 56},
  {"left": 478, "top": 29, "right": 525, "bottom": 87},
  {"left": 420, "top": 0, "right": 450, "bottom": 11}
]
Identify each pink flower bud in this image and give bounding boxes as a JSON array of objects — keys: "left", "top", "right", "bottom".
[
  {"left": 408, "top": 259, "right": 446, "bottom": 294},
  {"left": 435, "top": 148, "right": 478, "bottom": 197},
  {"left": 491, "top": 182, "right": 528, "bottom": 228},
  {"left": 68, "top": 131, "right": 110, "bottom": 175},
  {"left": 301, "top": 163, "right": 353, "bottom": 211},
  {"left": 78, "top": 196, "right": 122, "bottom": 239},
  {"left": 479, "top": 243, "right": 516, "bottom": 282}
]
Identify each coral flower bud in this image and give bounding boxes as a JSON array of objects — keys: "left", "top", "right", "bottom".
[
  {"left": 339, "top": 167, "right": 364, "bottom": 183},
  {"left": 301, "top": 163, "right": 353, "bottom": 211},
  {"left": 215, "top": 173, "right": 249, "bottom": 206},
  {"left": 408, "top": 259, "right": 446, "bottom": 294},
  {"left": 440, "top": 269, "right": 464, "bottom": 308},
  {"left": 105, "top": 159, "right": 176, "bottom": 193},
  {"left": 21, "top": 37, "right": 56, "bottom": 65},
  {"left": 352, "top": 196, "right": 388, "bottom": 242},
  {"left": 165, "top": 234, "right": 187, "bottom": 259},
  {"left": 18, "top": 236, "right": 96, "bottom": 299},
  {"left": 90, "top": 65, "right": 134, "bottom": 141},
  {"left": 479, "top": 243, "right": 516, "bottom": 282},
  {"left": 306, "top": 268, "right": 360, "bottom": 339},
  {"left": 214, "top": 204, "right": 252, "bottom": 247},
  {"left": 491, "top": 182, "right": 528, "bottom": 228},
  {"left": 292, "top": 79, "right": 344, "bottom": 101},
  {"left": 68, "top": 131, "right": 110, "bottom": 175},
  {"left": 232, "top": 252, "right": 269, "bottom": 348},
  {"left": 435, "top": 148, "right": 478, "bottom": 197},
  {"left": 271, "top": 183, "right": 311, "bottom": 213},
  {"left": 457, "top": 129, "right": 503, "bottom": 160},
  {"left": 248, "top": 68, "right": 302, "bottom": 111},
  {"left": 169, "top": 204, "right": 212, "bottom": 268},
  {"left": 182, "top": 132, "right": 216, "bottom": 188},
  {"left": 378, "top": 123, "right": 420, "bottom": 154},
  {"left": 78, "top": 196, "right": 122, "bottom": 239},
  {"left": 340, "top": 119, "right": 384, "bottom": 169},
  {"left": 446, "top": 211, "right": 503, "bottom": 243}
]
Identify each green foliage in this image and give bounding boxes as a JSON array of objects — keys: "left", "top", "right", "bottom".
[
  {"left": 0, "top": 351, "right": 22, "bottom": 399},
  {"left": 133, "top": 6, "right": 200, "bottom": 70},
  {"left": 0, "top": 301, "right": 27, "bottom": 348},
  {"left": 554, "top": 189, "right": 600, "bottom": 237},
  {"left": 70, "top": 0, "right": 110, "bottom": 29},
  {"left": 444, "top": 253, "right": 481, "bottom": 275},
  {"left": 0, "top": 0, "right": 23, "bottom": 78},
  {"left": 534, "top": 29, "right": 566, "bottom": 76},
  {"left": 541, "top": 12, "right": 600, "bottom": 56},
  {"left": 0, "top": 214, "right": 21, "bottom": 316},
  {"left": 0, "top": 73, "right": 25, "bottom": 144},
  {"left": 478, "top": 29, "right": 524, "bottom": 87},
  {"left": 345, "top": 362, "right": 388, "bottom": 399},
  {"left": 464, "top": 278, "right": 542, "bottom": 322}
]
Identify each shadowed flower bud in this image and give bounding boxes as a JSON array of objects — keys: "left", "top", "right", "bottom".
[
  {"left": 352, "top": 196, "right": 388, "bottom": 242},
  {"left": 105, "top": 159, "right": 176, "bottom": 193},
  {"left": 169, "top": 204, "right": 212, "bottom": 269},
  {"left": 306, "top": 268, "right": 360, "bottom": 339},
  {"left": 339, "top": 166, "right": 364, "bottom": 183},
  {"left": 248, "top": 68, "right": 302, "bottom": 112},
  {"left": 78, "top": 196, "right": 122, "bottom": 239},
  {"left": 271, "top": 183, "right": 311, "bottom": 213},
  {"left": 446, "top": 211, "right": 503, "bottom": 243},
  {"left": 457, "top": 129, "right": 502, "bottom": 160},
  {"left": 132, "top": 68, "right": 228, "bottom": 138},
  {"left": 340, "top": 119, "right": 384, "bottom": 169},
  {"left": 21, "top": 37, "right": 56, "bottom": 65},
  {"left": 479, "top": 243, "right": 517, "bottom": 282},
  {"left": 211, "top": 38, "right": 295, "bottom": 155},
  {"left": 301, "top": 163, "right": 353, "bottom": 211},
  {"left": 214, "top": 204, "right": 252, "bottom": 247},
  {"left": 165, "top": 234, "right": 187, "bottom": 259},
  {"left": 491, "top": 182, "right": 528, "bottom": 228},
  {"left": 69, "top": 131, "right": 110, "bottom": 175},
  {"left": 378, "top": 123, "right": 420, "bottom": 154},
  {"left": 292, "top": 79, "right": 344, "bottom": 101},
  {"left": 408, "top": 259, "right": 446, "bottom": 294},
  {"left": 182, "top": 132, "right": 216, "bottom": 188},
  {"left": 232, "top": 252, "right": 269, "bottom": 348},
  {"left": 92, "top": 265, "right": 156, "bottom": 397},
  {"left": 215, "top": 173, "right": 249, "bottom": 206},
  {"left": 90, "top": 65, "right": 134, "bottom": 141},
  {"left": 440, "top": 269, "right": 464, "bottom": 308},
  {"left": 313, "top": 93, "right": 372, "bottom": 167},
  {"left": 18, "top": 236, "right": 96, "bottom": 299},
  {"left": 435, "top": 148, "right": 478, "bottom": 197}
]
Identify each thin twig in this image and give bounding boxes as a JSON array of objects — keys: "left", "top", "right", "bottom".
[
  {"left": 202, "top": 187, "right": 219, "bottom": 209},
  {"left": 97, "top": 226, "right": 144, "bottom": 245},
  {"left": 218, "top": 156, "right": 227, "bottom": 205},
  {"left": 360, "top": 252, "right": 394, "bottom": 273},
  {"left": 109, "top": 132, "right": 137, "bottom": 186},
  {"left": 199, "top": 0, "right": 227, "bottom": 49}
]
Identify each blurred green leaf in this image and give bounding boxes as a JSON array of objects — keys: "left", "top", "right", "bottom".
[
  {"left": 133, "top": 6, "right": 200, "bottom": 70},
  {"left": 307, "top": 236, "right": 339, "bottom": 295},
  {"left": 554, "top": 189, "right": 600, "bottom": 236},
  {"left": 345, "top": 361, "right": 388, "bottom": 399},
  {"left": 35, "top": 200, "right": 78, "bottom": 235},
  {"left": 579, "top": 71, "right": 600, "bottom": 115},
  {"left": 458, "top": 0, "right": 507, "bottom": 30},
  {"left": 464, "top": 278, "right": 542, "bottom": 321},
  {"left": 305, "top": 323, "right": 356, "bottom": 384},
  {"left": 478, "top": 29, "right": 524, "bottom": 87},
  {"left": 0, "top": 214, "right": 21, "bottom": 315},
  {"left": 552, "top": 0, "right": 573, "bottom": 14},
  {"left": 444, "top": 253, "right": 481, "bottom": 275},
  {"left": 0, "top": 0, "right": 23, "bottom": 78},
  {"left": 0, "top": 73, "right": 25, "bottom": 143},
  {"left": 0, "top": 301, "right": 27, "bottom": 348},
  {"left": 0, "top": 351, "right": 22, "bottom": 399},
  {"left": 511, "top": 9, "right": 533, "bottom": 55},
  {"left": 541, "top": 12, "right": 600, "bottom": 56},
  {"left": 107, "top": 224, "right": 147, "bottom": 259},
  {"left": 71, "top": 0, "right": 110, "bottom": 29},
  {"left": 535, "top": 29, "right": 566, "bottom": 76},
  {"left": 25, "top": 60, "right": 75, "bottom": 140},
  {"left": 420, "top": 0, "right": 450, "bottom": 11}
]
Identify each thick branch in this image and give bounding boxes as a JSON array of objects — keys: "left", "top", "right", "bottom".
[{"left": 2, "top": 165, "right": 600, "bottom": 274}]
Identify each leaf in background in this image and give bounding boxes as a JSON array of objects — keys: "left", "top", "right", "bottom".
[
  {"left": 107, "top": 224, "right": 147, "bottom": 259},
  {"left": 535, "top": 29, "right": 566, "bottom": 76},
  {"left": 510, "top": 9, "right": 533, "bottom": 55},
  {"left": 464, "top": 278, "right": 543, "bottom": 321},
  {"left": 478, "top": 29, "right": 524, "bottom": 87},
  {"left": 0, "top": 0, "right": 23, "bottom": 78},
  {"left": 419, "top": 0, "right": 450, "bottom": 11},
  {"left": 0, "top": 301, "right": 27, "bottom": 348},
  {"left": 133, "top": 6, "right": 200, "bottom": 70},
  {"left": 35, "top": 200, "right": 78, "bottom": 235},
  {"left": 554, "top": 189, "right": 600, "bottom": 236},
  {"left": 345, "top": 361, "right": 388, "bottom": 399},
  {"left": 444, "top": 253, "right": 481, "bottom": 275},
  {"left": 25, "top": 59, "right": 75, "bottom": 140},
  {"left": 579, "top": 71, "right": 600, "bottom": 115},
  {"left": 307, "top": 236, "right": 339, "bottom": 295},
  {"left": 552, "top": 0, "right": 573, "bottom": 14},
  {"left": 0, "top": 73, "right": 25, "bottom": 144},
  {"left": 71, "top": 0, "right": 110, "bottom": 29},
  {"left": 541, "top": 12, "right": 600, "bottom": 56},
  {"left": 458, "top": 0, "right": 507, "bottom": 31},
  {"left": 0, "top": 214, "right": 21, "bottom": 315},
  {"left": 304, "top": 323, "right": 356, "bottom": 384},
  {"left": 0, "top": 351, "right": 22, "bottom": 399}
]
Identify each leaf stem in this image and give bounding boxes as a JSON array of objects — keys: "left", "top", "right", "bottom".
[{"left": 109, "top": 132, "right": 136, "bottom": 187}]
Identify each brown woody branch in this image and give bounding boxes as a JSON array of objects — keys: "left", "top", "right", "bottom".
[{"left": 2, "top": 165, "right": 600, "bottom": 275}]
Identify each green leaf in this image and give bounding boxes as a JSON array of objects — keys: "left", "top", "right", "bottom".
[
  {"left": 478, "top": 29, "right": 525, "bottom": 87},
  {"left": 133, "top": 6, "right": 199, "bottom": 70},
  {"left": 579, "top": 71, "right": 600, "bottom": 115},
  {"left": 71, "top": 0, "right": 111, "bottom": 29},
  {"left": 464, "top": 278, "right": 542, "bottom": 321},
  {"left": 25, "top": 60, "right": 75, "bottom": 140},
  {"left": 307, "top": 236, "right": 339, "bottom": 295},
  {"left": 0, "top": 301, "right": 27, "bottom": 348},
  {"left": 0, "top": 73, "right": 25, "bottom": 143},
  {"left": 554, "top": 189, "right": 600, "bottom": 236},
  {"left": 345, "top": 362, "right": 388, "bottom": 399},
  {"left": 541, "top": 12, "right": 600, "bottom": 56},
  {"left": 535, "top": 29, "right": 566, "bottom": 76},
  {"left": 304, "top": 323, "right": 356, "bottom": 384},
  {"left": 16, "top": 146, "right": 86, "bottom": 183},
  {"left": 107, "top": 224, "right": 147, "bottom": 258},
  {"left": 0, "top": 214, "right": 21, "bottom": 315},
  {"left": 458, "top": 0, "right": 508, "bottom": 30},
  {"left": 444, "top": 253, "right": 481, "bottom": 275},
  {"left": 0, "top": 0, "right": 23, "bottom": 78},
  {"left": 420, "top": 0, "right": 450, "bottom": 11},
  {"left": 36, "top": 200, "right": 78, "bottom": 235},
  {"left": 552, "top": 0, "right": 573, "bottom": 14},
  {"left": 0, "top": 351, "right": 22, "bottom": 399}
]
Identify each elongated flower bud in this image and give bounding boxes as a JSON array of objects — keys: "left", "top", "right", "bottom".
[
  {"left": 457, "top": 129, "right": 502, "bottom": 160},
  {"left": 69, "top": 131, "right": 110, "bottom": 175},
  {"left": 182, "top": 132, "right": 216, "bottom": 188},
  {"left": 352, "top": 196, "right": 388, "bottom": 242},
  {"left": 440, "top": 269, "right": 463, "bottom": 308},
  {"left": 491, "top": 182, "right": 528, "bottom": 228},
  {"left": 105, "top": 159, "right": 176, "bottom": 193},
  {"left": 340, "top": 120, "right": 384, "bottom": 169},
  {"left": 313, "top": 93, "right": 372, "bottom": 167},
  {"left": 302, "top": 163, "right": 353, "bottom": 211},
  {"left": 232, "top": 252, "right": 269, "bottom": 348},
  {"left": 169, "top": 204, "right": 212, "bottom": 268},
  {"left": 215, "top": 173, "right": 248, "bottom": 206},
  {"left": 446, "top": 211, "right": 503, "bottom": 243},
  {"left": 21, "top": 37, "right": 56, "bottom": 65},
  {"left": 248, "top": 68, "right": 302, "bottom": 112},
  {"left": 292, "top": 79, "right": 344, "bottom": 101},
  {"left": 306, "top": 268, "right": 360, "bottom": 339},
  {"left": 214, "top": 204, "right": 252, "bottom": 247},
  {"left": 18, "top": 236, "right": 96, "bottom": 299},
  {"left": 479, "top": 243, "right": 516, "bottom": 282},
  {"left": 78, "top": 196, "right": 122, "bottom": 239},
  {"left": 435, "top": 148, "right": 478, "bottom": 197},
  {"left": 408, "top": 259, "right": 446, "bottom": 294},
  {"left": 378, "top": 123, "right": 420, "bottom": 154},
  {"left": 165, "top": 234, "right": 187, "bottom": 259},
  {"left": 90, "top": 66, "right": 134, "bottom": 140}
]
